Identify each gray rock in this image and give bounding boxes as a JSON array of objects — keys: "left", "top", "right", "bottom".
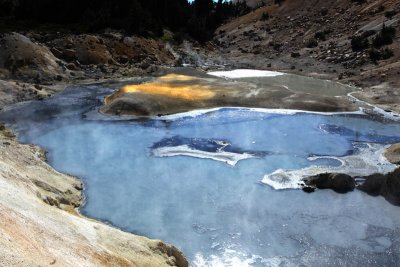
[
  {"left": 118, "top": 55, "right": 129, "bottom": 64},
  {"left": 358, "top": 168, "right": 400, "bottom": 206},
  {"left": 291, "top": 52, "right": 301, "bottom": 58},
  {"left": 63, "top": 49, "right": 76, "bottom": 61},
  {"left": 66, "top": 63, "right": 78, "bottom": 71},
  {"left": 50, "top": 47, "right": 63, "bottom": 58},
  {"left": 385, "top": 144, "right": 400, "bottom": 164},
  {"left": 304, "top": 173, "right": 355, "bottom": 193}
]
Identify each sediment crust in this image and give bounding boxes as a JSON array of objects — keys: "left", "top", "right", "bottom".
[{"left": 101, "top": 71, "right": 358, "bottom": 117}]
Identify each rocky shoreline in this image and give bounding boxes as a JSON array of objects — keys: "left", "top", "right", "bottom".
[{"left": 0, "top": 32, "right": 192, "bottom": 266}]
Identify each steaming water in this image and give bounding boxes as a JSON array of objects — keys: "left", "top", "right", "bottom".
[{"left": 2, "top": 76, "right": 400, "bottom": 266}]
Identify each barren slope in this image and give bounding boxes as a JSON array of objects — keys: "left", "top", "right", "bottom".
[{"left": 215, "top": 0, "right": 400, "bottom": 112}]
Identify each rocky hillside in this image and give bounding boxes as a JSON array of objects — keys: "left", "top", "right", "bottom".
[
  {"left": 0, "top": 32, "right": 183, "bottom": 108},
  {"left": 0, "top": 32, "right": 176, "bottom": 84},
  {"left": 215, "top": 0, "right": 400, "bottom": 111}
]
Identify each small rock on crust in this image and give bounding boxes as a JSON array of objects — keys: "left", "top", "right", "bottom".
[
  {"left": 358, "top": 168, "right": 400, "bottom": 206},
  {"left": 303, "top": 173, "right": 355, "bottom": 193}
]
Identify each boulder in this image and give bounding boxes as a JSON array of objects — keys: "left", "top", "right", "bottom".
[
  {"left": 359, "top": 168, "right": 400, "bottom": 206},
  {"left": 75, "top": 35, "right": 113, "bottom": 65},
  {"left": 382, "top": 168, "right": 400, "bottom": 205},
  {"left": 304, "top": 172, "right": 355, "bottom": 193},
  {"left": 50, "top": 47, "right": 63, "bottom": 58},
  {"left": 66, "top": 63, "right": 78, "bottom": 71},
  {"left": 0, "top": 33, "right": 64, "bottom": 82},
  {"left": 118, "top": 55, "right": 129, "bottom": 64},
  {"left": 357, "top": 173, "right": 385, "bottom": 196},
  {"left": 62, "top": 49, "right": 77, "bottom": 61},
  {"left": 291, "top": 52, "right": 301, "bottom": 58}
]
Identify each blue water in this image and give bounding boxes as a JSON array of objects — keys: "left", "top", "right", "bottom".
[{"left": 2, "top": 85, "right": 400, "bottom": 266}]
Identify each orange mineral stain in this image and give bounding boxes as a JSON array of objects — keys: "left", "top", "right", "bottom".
[
  {"left": 158, "top": 74, "right": 198, "bottom": 82},
  {"left": 105, "top": 74, "right": 215, "bottom": 103}
]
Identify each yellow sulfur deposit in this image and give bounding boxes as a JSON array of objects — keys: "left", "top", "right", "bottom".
[
  {"left": 158, "top": 74, "right": 198, "bottom": 82},
  {"left": 105, "top": 74, "right": 215, "bottom": 103}
]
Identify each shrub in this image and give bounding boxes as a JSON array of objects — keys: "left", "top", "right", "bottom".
[
  {"left": 385, "top": 10, "right": 397, "bottom": 19},
  {"left": 0, "top": 0, "right": 14, "bottom": 17},
  {"left": 291, "top": 52, "right": 300, "bottom": 58},
  {"left": 269, "top": 41, "right": 282, "bottom": 50},
  {"left": 372, "top": 25, "right": 396, "bottom": 48},
  {"left": 369, "top": 48, "right": 394, "bottom": 62},
  {"left": 361, "top": 30, "right": 376, "bottom": 38},
  {"left": 257, "top": 1, "right": 266, "bottom": 8},
  {"left": 1, "top": 0, "right": 255, "bottom": 42},
  {"left": 320, "top": 7, "right": 328, "bottom": 16},
  {"left": 351, "top": 36, "right": 369, "bottom": 51},
  {"left": 315, "top": 31, "right": 327, "bottom": 41},
  {"left": 173, "top": 31, "right": 184, "bottom": 45},
  {"left": 368, "top": 48, "right": 380, "bottom": 62},
  {"left": 351, "top": 0, "right": 366, "bottom": 4},
  {"left": 261, "top": 12, "right": 269, "bottom": 21},
  {"left": 380, "top": 48, "right": 394, "bottom": 59},
  {"left": 306, "top": 38, "right": 318, "bottom": 48}
]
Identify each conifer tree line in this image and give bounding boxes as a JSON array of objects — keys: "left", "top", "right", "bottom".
[{"left": 0, "top": 0, "right": 251, "bottom": 41}]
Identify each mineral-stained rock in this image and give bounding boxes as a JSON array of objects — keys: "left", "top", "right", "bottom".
[
  {"left": 0, "top": 79, "right": 56, "bottom": 107},
  {"left": 101, "top": 71, "right": 357, "bottom": 117},
  {"left": 0, "top": 33, "right": 64, "bottom": 82},
  {"left": 304, "top": 172, "right": 355, "bottom": 193},
  {"left": 75, "top": 35, "right": 114, "bottom": 65},
  {"left": 385, "top": 143, "right": 400, "bottom": 164}
]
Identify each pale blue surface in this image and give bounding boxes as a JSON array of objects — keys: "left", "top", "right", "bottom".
[{"left": 2, "top": 86, "right": 400, "bottom": 266}]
